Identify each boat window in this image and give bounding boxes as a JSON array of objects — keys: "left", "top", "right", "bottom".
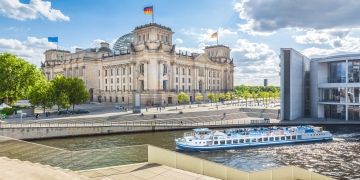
[
  {"left": 270, "top": 137, "right": 274, "bottom": 141},
  {"left": 220, "top": 140, "right": 225, "bottom": 145},
  {"left": 214, "top": 137, "right": 218, "bottom": 140},
  {"left": 233, "top": 139, "right": 238, "bottom": 144},
  {"left": 286, "top": 136, "right": 291, "bottom": 140},
  {"left": 240, "top": 139, "right": 244, "bottom": 143},
  {"left": 246, "top": 139, "right": 250, "bottom": 143},
  {"left": 251, "top": 138, "right": 256, "bottom": 143},
  {"left": 214, "top": 141, "right": 218, "bottom": 145},
  {"left": 258, "top": 138, "right": 262, "bottom": 142},
  {"left": 275, "top": 137, "right": 279, "bottom": 141},
  {"left": 264, "top": 137, "right": 268, "bottom": 141},
  {"left": 297, "top": 135, "right": 301, "bottom": 139},
  {"left": 281, "top": 136, "right": 285, "bottom": 141},
  {"left": 226, "top": 140, "right": 232, "bottom": 144},
  {"left": 292, "top": 135, "right": 296, "bottom": 139}
]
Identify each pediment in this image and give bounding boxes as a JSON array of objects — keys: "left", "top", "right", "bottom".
[{"left": 194, "top": 54, "right": 213, "bottom": 63}]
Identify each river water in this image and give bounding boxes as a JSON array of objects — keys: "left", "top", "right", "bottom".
[{"left": 33, "top": 125, "right": 360, "bottom": 180}]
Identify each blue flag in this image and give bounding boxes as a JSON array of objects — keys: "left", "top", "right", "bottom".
[{"left": 48, "top": 37, "right": 58, "bottom": 43}]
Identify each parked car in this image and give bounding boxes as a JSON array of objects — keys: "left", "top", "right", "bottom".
[{"left": 73, "top": 109, "right": 90, "bottom": 114}]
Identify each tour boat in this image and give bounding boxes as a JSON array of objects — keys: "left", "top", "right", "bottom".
[{"left": 175, "top": 126, "right": 333, "bottom": 151}]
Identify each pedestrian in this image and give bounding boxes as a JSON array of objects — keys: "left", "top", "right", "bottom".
[
  {"left": 146, "top": 107, "right": 148, "bottom": 112},
  {"left": 35, "top": 114, "right": 39, "bottom": 119}
]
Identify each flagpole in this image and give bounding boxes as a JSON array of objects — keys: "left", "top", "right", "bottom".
[
  {"left": 152, "top": 5, "right": 154, "bottom": 23},
  {"left": 217, "top": 31, "right": 219, "bottom": 45}
]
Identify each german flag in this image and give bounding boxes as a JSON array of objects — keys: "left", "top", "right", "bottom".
[{"left": 144, "top": 6, "right": 153, "bottom": 15}]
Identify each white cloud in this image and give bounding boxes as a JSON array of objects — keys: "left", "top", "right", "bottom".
[
  {"left": 175, "top": 38, "right": 183, "bottom": 44},
  {"left": 231, "top": 39, "right": 279, "bottom": 85},
  {"left": 90, "top": 39, "right": 106, "bottom": 48},
  {"left": 0, "top": 37, "right": 56, "bottom": 66},
  {"left": 295, "top": 29, "right": 360, "bottom": 57},
  {"left": 293, "top": 29, "right": 350, "bottom": 45},
  {"left": 0, "top": 0, "right": 69, "bottom": 21},
  {"left": 234, "top": 0, "right": 360, "bottom": 35}
]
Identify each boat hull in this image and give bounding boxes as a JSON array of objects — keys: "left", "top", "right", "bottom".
[{"left": 176, "top": 137, "right": 333, "bottom": 152}]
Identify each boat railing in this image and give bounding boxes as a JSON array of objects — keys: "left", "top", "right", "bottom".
[{"left": 184, "top": 132, "right": 194, "bottom": 137}]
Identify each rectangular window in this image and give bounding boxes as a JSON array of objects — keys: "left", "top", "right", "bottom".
[
  {"left": 117, "top": 78, "right": 119, "bottom": 83},
  {"left": 111, "top": 78, "right": 113, "bottom": 84},
  {"left": 220, "top": 140, "right": 225, "bottom": 145},
  {"left": 275, "top": 137, "right": 279, "bottom": 141},
  {"left": 233, "top": 139, "right": 239, "bottom": 144},
  {"left": 264, "top": 137, "right": 268, "bottom": 141},
  {"left": 176, "top": 68, "right": 179, "bottom": 75},
  {"left": 281, "top": 136, "right": 285, "bottom": 141},
  {"left": 270, "top": 137, "right": 274, "bottom": 141},
  {"left": 245, "top": 139, "right": 250, "bottom": 143},
  {"left": 117, "top": 69, "right": 119, "bottom": 75},
  {"left": 111, "top": 69, "right": 113, "bottom": 76},
  {"left": 98, "top": 70, "right": 100, "bottom": 76},
  {"left": 240, "top": 139, "right": 244, "bottom": 143},
  {"left": 251, "top": 138, "right": 256, "bottom": 143},
  {"left": 258, "top": 138, "right": 262, "bottom": 142},
  {"left": 214, "top": 141, "right": 218, "bottom": 145},
  {"left": 129, "top": 67, "right": 131, "bottom": 74},
  {"left": 176, "top": 77, "right": 178, "bottom": 83},
  {"left": 226, "top": 140, "right": 232, "bottom": 144},
  {"left": 188, "top": 78, "right": 191, "bottom": 83},
  {"left": 182, "top": 78, "right": 185, "bottom": 83},
  {"left": 105, "top": 70, "right": 107, "bottom": 76},
  {"left": 105, "top": 79, "right": 107, "bottom": 84},
  {"left": 188, "top": 69, "right": 191, "bottom": 75}
]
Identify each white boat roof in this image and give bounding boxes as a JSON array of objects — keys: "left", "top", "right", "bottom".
[{"left": 193, "top": 128, "right": 211, "bottom": 132}]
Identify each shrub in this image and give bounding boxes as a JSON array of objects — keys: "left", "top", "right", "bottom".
[{"left": 1, "top": 107, "right": 14, "bottom": 115}]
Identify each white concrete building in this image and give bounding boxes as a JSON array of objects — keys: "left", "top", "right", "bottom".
[
  {"left": 42, "top": 23, "right": 234, "bottom": 106},
  {"left": 280, "top": 48, "right": 360, "bottom": 121}
]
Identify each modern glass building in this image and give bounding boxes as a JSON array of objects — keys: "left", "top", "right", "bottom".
[{"left": 280, "top": 48, "right": 360, "bottom": 121}]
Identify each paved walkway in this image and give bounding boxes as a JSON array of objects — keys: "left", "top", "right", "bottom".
[
  {"left": 0, "top": 157, "right": 87, "bottom": 180},
  {"left": 78, "top": 163, "right": 219, "bottom": 180}
]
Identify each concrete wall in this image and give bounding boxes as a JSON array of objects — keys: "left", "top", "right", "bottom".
[
  {"left": 280, "top": 48, "right": 310, "bottom": 120},
  {"left": 148, "top": 145, "right": 334, "bottom": 180}
]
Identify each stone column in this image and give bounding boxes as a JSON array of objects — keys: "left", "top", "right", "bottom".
[{"left": 144, "top": 62, "right": 148, "bottom": 90}]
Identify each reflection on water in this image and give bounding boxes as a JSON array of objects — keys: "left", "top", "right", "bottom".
[{"left": 33, "top": 125, "right": 360, "bottom": 180}]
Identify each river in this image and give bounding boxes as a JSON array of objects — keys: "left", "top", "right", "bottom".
[{"left": 33, "top": 125, "right": 360, "bottom": 180}]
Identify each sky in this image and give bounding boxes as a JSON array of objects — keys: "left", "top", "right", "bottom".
[{"left": 1, "top": 0, "right": 360, "bottom": 86}]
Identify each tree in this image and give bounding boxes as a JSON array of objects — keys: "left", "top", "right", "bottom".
[
  {"left": 67, "top": 77, "right": 89, "bottom": 111},
  {"left": 51, "top": 76, "right": 70, "bottom": 111},
  {"left": 28, "top": 79, "right": 54, "bottom": 114},
  {"left": 178, "top": 92, "right": 190, "bottom": 105},
  {"left": 195, "top": 94, "right": 203, "bottom": 103},
  {"left": 0, "top": 53, "right": 43, "bottom": 104},
  {"left": 207, "top": 93, "right": 218, "bottom": 105},
  {"left": 51, "top": 76, "right": 89, "bottom": 111},
  {"left": 243, "top": 91, "right": 251, "bottom": 107},
  {"left": 224, "top": 92, "right": 232, "bottom": 101}
]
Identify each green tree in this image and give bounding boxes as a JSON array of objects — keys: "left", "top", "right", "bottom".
[
  {"left": 243, "top": 91, "right": 251, "bottom": 107},
  {"left": 67, "top": 77, "right": 89, "bottom": 111},
  {"left": 195, "top": 94, "right": 203, "bottom": 103},
  {"left": 0, "top": 53, "right": 42, "bottom": 104},
  {"left": 51, "top": 76, "right": 69, "bottom": 111},
  {"left": 224, "top": 92, "right": 232, "bottom": 101},
  {"left": 28, "top": 79, "right": 54, "bottom": 114},
  {"left": 51, "top": 76, "right": 89, "bottom": 111},
  {"left": 178, "top": 92, "right": 190, "bottom": 105}
]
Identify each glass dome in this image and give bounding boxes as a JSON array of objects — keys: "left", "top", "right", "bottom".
[{"left": 113, "top": 33, "right": 134, "bottom": 53}]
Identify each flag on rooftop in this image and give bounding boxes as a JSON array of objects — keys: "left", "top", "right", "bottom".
[
  {"left": 47, "top": 37, "right": 58, "bottom": 43},
  {"left": 210, "top": 32, "right": 218, "bottom": 39},
  {"left": 144, "top": 6, "right": 153, "bottom": 15}
]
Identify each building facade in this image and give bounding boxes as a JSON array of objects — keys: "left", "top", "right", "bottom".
[
  {"left": 42, "top": 23, "right": 234, "bottom": 106},
  {"left": 280, "top": 48, "right": 360, "bottom": 121}
]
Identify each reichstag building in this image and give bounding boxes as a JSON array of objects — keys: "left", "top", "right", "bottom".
[{"left": 42, "top": 23, "right": 234, "bottom": 105}]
